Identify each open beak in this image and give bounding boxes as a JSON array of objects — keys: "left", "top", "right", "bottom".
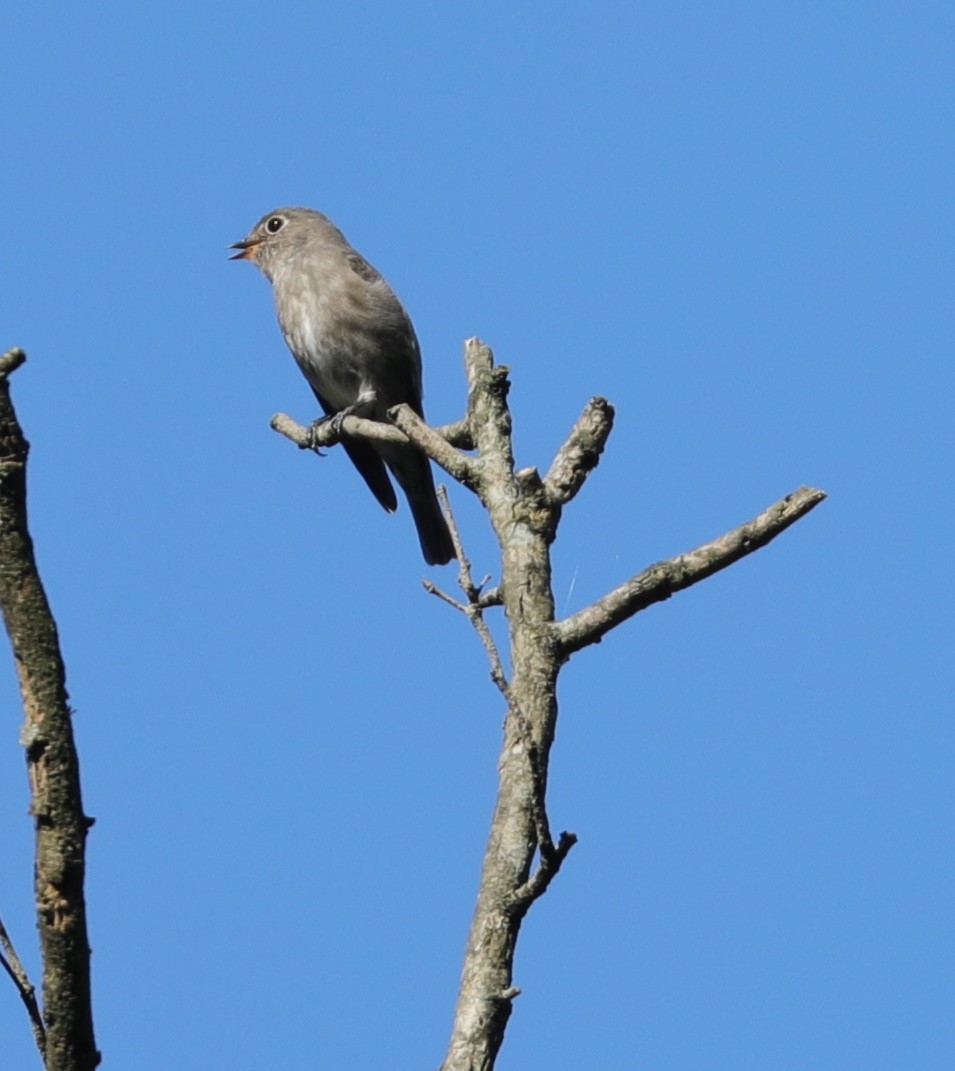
[{"left": 228, "top": 239, "right": 257, "bottom": 261}]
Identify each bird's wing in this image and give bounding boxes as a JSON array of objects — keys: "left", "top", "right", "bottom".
[{"left": 313, "top": 389, "right": 398, "bottom": 513}]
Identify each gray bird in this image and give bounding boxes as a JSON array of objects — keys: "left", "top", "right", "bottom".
[{"left": 230, "top": 207, "right": 454, "bottom": 566}]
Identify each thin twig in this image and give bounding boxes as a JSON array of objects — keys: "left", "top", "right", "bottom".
[
  {"left": 427, "top": 486, "right": 510, "bottom": 696},
  {"left": 0, "top": 912, "right": 46, "bottom": 1061},
  {"left": 421, "top": 580, "right": 467, "bottom": 613}
]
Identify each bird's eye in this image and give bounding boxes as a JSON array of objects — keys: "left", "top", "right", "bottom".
[{"left": 266, "top": 216, "right": 285, "bottom": 234}]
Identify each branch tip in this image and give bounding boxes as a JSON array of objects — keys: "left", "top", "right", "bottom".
[
  {"left": 0, "top": 348, "right": 27, "bottom": 378},
  {"left": 556, "top": 484, "right": 826, "bottom": 657}
]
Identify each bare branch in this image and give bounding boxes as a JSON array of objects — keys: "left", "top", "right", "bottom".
[
  {"left": 0, "top": 348, "right": 100, "bottom": 1071},
  {"left": 555, "top": 485, "right": 827, "bottom": 658},
  {"left": 271, "top": 406, "right": 481, "bottom": 494},
  {"left": 0, "top": 347, "right": 26, "bottom": 378},
  {"left": 270, "top": 410, "right": 397, "bottom": 448},
  {"left": 504, "top": 831, "right": 578, "bottom": 917},
  {"left": 422, "top": 578, "right": 468, "bottom": 613},
  {"left": 544, "top": 396, "right": 615, "bottom": 505},
  {"left": 477, "top": 586, "right": 502, "bottom": 610},
  {"left": 0, "top": 911, "right": 46, "bottom": 1061},
  {"left": 506, "top": 694, "right": 556, "bottom": 855},
  {"left": 433, "top": 493, "right": 559, "bottom": 871},
  {"left": 388, "top": 405, "right": 480, "bottom": 489},
  {"left": 423, "top": 487, "right": 509, "bottom": 695},
  {"left": 441, "top": 341, "right": 572, "bottom": 1071},
  {"left": 270, "top": 411, "right": 474, "bottom": 451},
  {"left": 263, "top": 337, "right": 824, "bottom": 1071},
  {"left": 438, "top": 418, "right": 475, "bottom": 451},
  {"left": 463, "top": 338, "right": 515, "bottom": 485}
]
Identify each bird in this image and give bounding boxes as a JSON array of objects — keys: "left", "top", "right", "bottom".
[{"left": 230, "top": 207, "right": 455, "bottom": 566}]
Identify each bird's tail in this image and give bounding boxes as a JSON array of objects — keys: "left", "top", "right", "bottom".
[{"left": 386, "top": 446, "right": 455, "bottom": 566}]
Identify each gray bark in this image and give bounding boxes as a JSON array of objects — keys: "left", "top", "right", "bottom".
[
  {"left": 0, "top": 348, "right": 100, "bottom": 1071},
  {"left": 273, "top": 338, "right": 825, "bottom": 1071}
]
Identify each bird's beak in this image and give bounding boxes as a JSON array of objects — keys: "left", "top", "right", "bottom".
[{"left": 228, "top": 239, "right": 258, "bottom": 261}]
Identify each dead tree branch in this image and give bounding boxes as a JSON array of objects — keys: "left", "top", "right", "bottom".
[
  {"left": 543, "top": 396, "right": 615, "bottom": 506},
  {"left": 422, "top": 487, "right": 509, "bottom": 696},
  {"left": 270, "top": 336, "right": 825, "bottom": 1071},
  {"left": 0, "top": 909, "right": 46, "bottom": 1062},
  {"left": 555, "top": 485, "right": 827, "bottom": 659},
  {"left": 270, "top": 410, "right": 474, "bottom": 452},
  {"left": 0, "top": 347, "right": 99, "bottom": 1071}
]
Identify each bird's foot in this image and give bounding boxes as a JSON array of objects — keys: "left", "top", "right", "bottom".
[
  {"left": 328, "top": 403, "right": 365, "bottom": 437},
  {"left": 305, "top": 417, "right": 333, "bottom": 453},
  {"left": 308, "top": 398, "right": 374, "bottom": 448},
  {"left": 327, "top": 410, "right": 349, "bottom": 438}
]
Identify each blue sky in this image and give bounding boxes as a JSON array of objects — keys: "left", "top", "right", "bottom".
[{"left": 1, "top": 3, "right": 953, "bottom": 1068}]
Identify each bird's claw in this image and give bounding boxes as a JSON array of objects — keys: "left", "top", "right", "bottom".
[{"left": 305, "top": 417, "right": 331, "bottom": 454}]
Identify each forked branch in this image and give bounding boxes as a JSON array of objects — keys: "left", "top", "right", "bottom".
[{"left": 268, "top": 338, "right": 825, "bottom": 1071}]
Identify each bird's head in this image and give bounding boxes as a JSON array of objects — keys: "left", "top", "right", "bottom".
[{"left": 229, "top": 207, "right": 340, "bottom": 279}]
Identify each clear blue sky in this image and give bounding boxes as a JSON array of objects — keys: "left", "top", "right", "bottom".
[{"left": 2, "top": 3, "right": 952, "bottom": 1068}]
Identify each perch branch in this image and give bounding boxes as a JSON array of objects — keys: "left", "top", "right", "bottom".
[
  {"left": 271, "top": 407, "right": 479, "bottom": 488},
  {"left": 271, "top": 410, "right": 403, "bottom": 448},
  {"left": 270, "top": 411, "right": 473, "bottom": 451}
]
